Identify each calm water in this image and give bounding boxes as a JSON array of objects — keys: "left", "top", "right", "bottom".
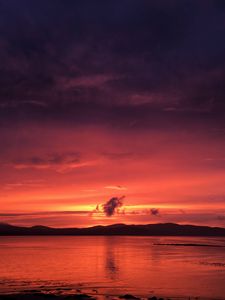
[{"left": 0, "top": 236, "right": 225, "bottom": 299}]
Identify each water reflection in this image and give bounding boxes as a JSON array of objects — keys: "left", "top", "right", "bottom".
[
  {"left": 104, "top": 237, "right": 119, "bottom": 280},
  {"left": 0, "top": 236, "right": 225, "bottom": 298}
]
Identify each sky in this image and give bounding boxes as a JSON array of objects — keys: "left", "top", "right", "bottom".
[{"left": 1, "top": 0, "right": 225, "bottom": 227}]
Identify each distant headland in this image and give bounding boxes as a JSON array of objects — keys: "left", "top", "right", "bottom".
[{"left": 1, "top": 222, "right": 225, "bottom": 236}]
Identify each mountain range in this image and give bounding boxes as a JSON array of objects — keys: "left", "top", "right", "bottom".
[{"left": 0, "top": 222, "right": 225, "bottom": 236}]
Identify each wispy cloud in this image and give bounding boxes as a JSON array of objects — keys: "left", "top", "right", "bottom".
[
  {"left": 0, "top": 210, "right": 90, "bottom": 217},
  {"left": 10, "top": 153, "right": 96, "bottom": 173},
  {"left": 0, "top": 100, "right": 48, "bottom": 108},
  {"left": 104, "top": 185, "right": 127, "bottom": 191},
  {"left": 3, "top": 180, "right": 44, "bottom": 190},
  {"left": 59, "top": 74, "right": 117, "bottom": 89}
]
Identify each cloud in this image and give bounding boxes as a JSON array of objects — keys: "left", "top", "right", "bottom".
[
  {"left": 0, "top": 211, "right": 89, "bottom": 217},
  {"left": 1, "top": 0, "right": 225, "bottom": 130},
  {"left": 104, "top": 185, "right": 127, "bottom": 191},
  {"left": 59, "top": 74, "right": 117, "bottom": 88},
  {"left": 3, "top": 180, "right": 44, "bottom": 190},
  {"left": 0, "top": 100, "right": 48, "bottom": 108},
  {"left": 150, "top": 208, "right": 160, "bottom": 216},
  {"left": 217, "top": 215, "right": 225, "bottom": 221},
  {"left": 10, "top": 152, "right": 95, "bottom": 172},
  {"left": 102, "top": 196, "right": 125, "bottom": 217}
]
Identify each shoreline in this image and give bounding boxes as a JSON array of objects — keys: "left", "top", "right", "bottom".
[{"left": 0, "top": 291, "right": 225, "bottom": 300}]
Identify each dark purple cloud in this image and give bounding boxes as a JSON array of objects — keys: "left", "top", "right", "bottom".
[
  {"left": 10, "top": 152, "right": 84, "bottom": 172},
  {"left": 0, "top": 0, "right": 225, "bottom": 130},
  {"left": 151, "top": 208, "right": 160, "bottom": 216},
  {"left": 103, "top": 196, "right": 125, "bottom": 217},
  {"left": 217, "top": 215, "right": 225, "bottom": 221}
]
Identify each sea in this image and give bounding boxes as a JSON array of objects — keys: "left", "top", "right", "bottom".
[{"left": 0, "top": 236, "right": 225, "bottom": 299}]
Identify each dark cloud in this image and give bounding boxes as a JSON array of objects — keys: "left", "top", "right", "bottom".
[
  {"left": 0, "top": 211, "right": 89, "bottom": 217},
  {"left": 9, "top": 152, "right": 89, "bottom": 172},
  {"left": 0, "top": 0, "right": 225, "bottom": 129},
  {"left": 217, "top": 215, "right": 225, "bottom": 221},
  {"left": 150, "top": 208, "right": 160, "bottom": 216},
  {"left": 103, "top": 196, "right": 125, "bottom": 217},
  {"left": 0, "top": 210, "right": 91, "bottom": 226}
]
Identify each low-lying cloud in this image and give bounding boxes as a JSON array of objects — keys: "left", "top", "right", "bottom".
[
  {"left": 95, "top": 196, "right": 125, "bottom": 217},
  {"left": 150, "top": 208, "right": 160, "bottom": 216}
]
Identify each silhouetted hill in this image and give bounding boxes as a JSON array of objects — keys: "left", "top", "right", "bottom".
[{"left": 0, "top": 222, "right": 225, "bottom": 236}]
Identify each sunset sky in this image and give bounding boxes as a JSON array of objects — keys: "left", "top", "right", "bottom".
[{"left": 1, "top": 0, "right": 225, "bottom": 227}]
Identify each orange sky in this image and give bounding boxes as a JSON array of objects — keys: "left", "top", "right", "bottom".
[
  {"left": 1, "top": 123, "right": 225, "bottom": 227},
  {"left": 1, "top": 1, "right": 225, "bottom": 228}
]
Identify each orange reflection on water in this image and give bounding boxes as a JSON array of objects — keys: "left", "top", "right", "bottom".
[{"left": 0, "top": 236, "right": 225, "bottom": 299}]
